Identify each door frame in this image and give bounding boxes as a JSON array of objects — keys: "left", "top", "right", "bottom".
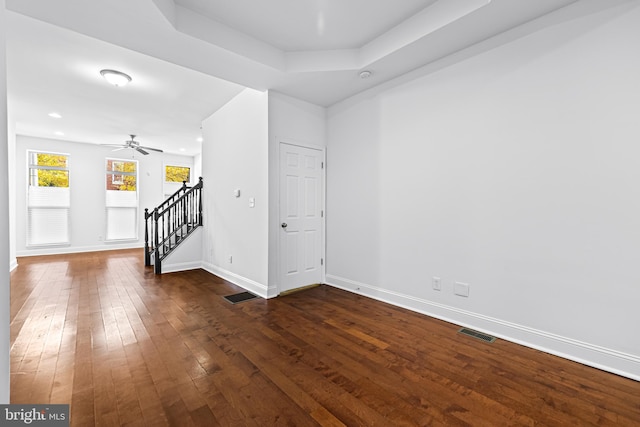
[{"left": 277, "top": 139, "right": 326, "bottom": 295}]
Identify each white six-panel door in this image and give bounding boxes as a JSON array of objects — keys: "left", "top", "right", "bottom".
[{"left": 279, "top": 143, "right": 324, "bottom": 293}]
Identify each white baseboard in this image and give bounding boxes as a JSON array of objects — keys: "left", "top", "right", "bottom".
[
  {"left": 325, "top": 274, "right": 640, "bottom": 382},
  {"left": 202, "top": 262, "right": 269, "bottom": 299},
  {"left": 16, "top": 243, "right": 143, "bottom": 257},
  {"left": 266, "top": 285, "right": 279, "bottom": 299},
  {"left": 9, "top": 258, "right": 18, "bottom": 272},
  {"left": 161, "top": 261, "right": 202, "bottom": 273}
]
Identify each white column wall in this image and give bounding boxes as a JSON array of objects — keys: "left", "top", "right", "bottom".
[
  {"left": 201, "top": 88, "right": 269, "bottom": 297},
  {"left": 1, "top": 0, "right": 11, "bottom": 402},
  {"left": 7, "top": 110, "right": 15, "bottom": 271},
  {"left": 326, "top": 3, "right": 640, "bottom": 379}
]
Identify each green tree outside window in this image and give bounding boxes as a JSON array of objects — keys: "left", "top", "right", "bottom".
[
  {"left": 29, "top": 153, "right": 69, "bottom": 187},
  {"left": 165, "top": 166, "right": 190, "bottom": 183},
  {"left": 106, "top": 160, "right": 137, "bottom": 191}
]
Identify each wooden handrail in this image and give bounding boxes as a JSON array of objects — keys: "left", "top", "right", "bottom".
[
  {"left": 157, "top": 181, "right": 201, "bottom": 216},
  {"left": 145, "top": 180, "right": 190, "bottom": 220}
]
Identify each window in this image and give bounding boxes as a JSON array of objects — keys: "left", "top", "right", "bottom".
[
  {"left": 105, "top": 159, "right": 138, "bottom": 241},
  {"left": 165, "top": 165, "right": 191, "bottom": 183},
  {"left": 111, "top": 161, "right": 125, "bottom": 184},
  {"left": 27, "top": 151, "right": 70, "bottom": 246},
  {"left": 106, "top": 159, "right": 137, "bottom": 191}
]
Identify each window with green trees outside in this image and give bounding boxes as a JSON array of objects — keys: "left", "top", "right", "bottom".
[
  {"left": 27, "top": 151, "right": 70, "bottom": 246},
  {"left": 29, "top": 152, "right": 69, "bottom": 187},
  {"left": 105, "top": 158, "right": 138, "bottom": 241},
  {"left": 106, "top": 160, "right": 137, "bottom": 191},
  {"left": 165, "top": 165, "right": 190, "bottom": 183}
]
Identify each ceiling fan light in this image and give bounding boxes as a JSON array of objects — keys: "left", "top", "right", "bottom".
[{"left": 100, "top": 69, "right": 132, "bottom": 87}]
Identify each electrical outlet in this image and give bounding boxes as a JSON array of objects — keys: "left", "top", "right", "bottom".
[
  {"left": 432, "top": 276, "right": 441, "bottom": 291},
  {"left": 454, "top": 282, "right": 470, "bottom": 297}
]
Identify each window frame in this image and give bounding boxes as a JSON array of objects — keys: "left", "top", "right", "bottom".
[
  {"left": 26, "top": 149, "right": 71, "bottom": 247},
  {"left": 164, "top": 164, "right": 192, "bottom": 185},
  {"left": 105, "top": 158, "right": 139, "bottom": 242},
  {"left": 106, "top": 158, "right": 137, "bottom": 191},
  {"left": 110, "top": 161, "right": 125, "bottom": 185},
  {"left": 28, "top": 150, "right": 70, "bottom": 188}
]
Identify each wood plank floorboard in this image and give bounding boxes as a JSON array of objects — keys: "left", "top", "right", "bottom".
[{"left": 9, "top": 249, "right": 640, "bottom": 426}]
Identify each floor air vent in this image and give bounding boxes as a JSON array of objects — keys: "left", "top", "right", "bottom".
[
  {"left": 458, "top": 327, "right": 496, "bottom": 343},
  {"left": 223, "top": 291, "right": 258, "bottom": 304}
]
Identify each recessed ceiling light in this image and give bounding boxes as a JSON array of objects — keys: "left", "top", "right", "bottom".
[
  {"left": 359, "top": 70, "right": 372, "bottom": 79},
  {"left": 179, "top": 148, "right": 186, "bottom": 152},
  {"left": 100, "top": 69, "right": 132, "bottom": 87},
  {"left": 54, "top": 131, "right": 65, "bottom": 136},
  {"left": 48, "top": 112, "right": 62, "bottom": 119},
  {"left": 196, "top": 137, "right": 203, "bottom": 143}
]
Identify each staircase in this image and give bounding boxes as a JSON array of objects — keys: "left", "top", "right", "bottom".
[{"left": 144, "top": 177, "right": 203, "bottom": 274}]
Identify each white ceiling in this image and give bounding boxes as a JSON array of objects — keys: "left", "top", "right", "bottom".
[
  {"left": 6, "top": 13, "right": 245, "bottom": 155},
  {"left": 175, "top": 0, "right": 439, "bottom": 51},
  {"left": 7, "top": 0, "right": 618, "bottom": 154}
]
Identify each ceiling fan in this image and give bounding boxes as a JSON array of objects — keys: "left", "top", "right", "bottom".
[{"left": 101, "top": 135, "right": 163, "bottom": 155}]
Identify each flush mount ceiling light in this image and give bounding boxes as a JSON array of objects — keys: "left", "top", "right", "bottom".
[
  {"left": 359, "top": 70, "right": 372, "bottom": 79},
  {"left": 100, "top": 69, "right": 132, "bottom": 87}
]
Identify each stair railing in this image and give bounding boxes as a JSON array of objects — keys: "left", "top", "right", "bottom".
[{"left": 145, "top": 177, "right": 203, "bottom": 273}]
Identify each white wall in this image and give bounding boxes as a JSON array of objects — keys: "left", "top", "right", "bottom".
[
  {"left": 15, "top": 135, "right": 194, "bottom": 256},
  {"left": 7, "top": 111, "right": 15, "bottom": 271},
  {"left": 327, "top": 3, "right": 640, "bottom": 380},
  {"left": 1, "top": 0, "right": 11, "bottom": 403},
  {"left": 161, "top": 227, "right": 203, "bottom": 273},
  {"left": 201, "top": 88, "right": 270, "bottom": 297},
  {"left": 267, "top": 91, "right": 326, "bottom": 296},
  {"left": 193, "top": 152, "right": 202, "bottom": 186}
]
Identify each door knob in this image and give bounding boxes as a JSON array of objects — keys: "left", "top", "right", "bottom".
[{"left": 281, "top": 222, "right": 288, "bottom": 228}]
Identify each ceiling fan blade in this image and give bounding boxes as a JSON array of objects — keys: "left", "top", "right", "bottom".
[
  {"left": 112, "top": 147, "right": 126, "bottom": 152},
  {"left": 100, "top": 144, "right": 125, "bottom": 147},
  {"left": 135, "top": 147, "right": 149, "bottom": 155},
  {"left": 138, "top": 146, "right": 163, "bottom": 153}
]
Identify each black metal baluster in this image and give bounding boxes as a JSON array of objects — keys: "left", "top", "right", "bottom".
[
  {"left": 154, "top": 208, "right": 161, "bottom": 274},
  {"left": 187, "top": 191, "right": 192, "bottom": 229},
  {"left": 161, "top": 211, "right": 166, "bottom": 255},
  {"left": 144, "top": 208, "right": 150, "bottom": 266},
  {"left": 198, "top": 177, "right": 203, "bottom": 226},
  {"left": 183, "top": 187, "right": 188, "bottom": 227}
]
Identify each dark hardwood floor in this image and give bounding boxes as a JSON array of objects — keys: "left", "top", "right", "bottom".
[{"left": 9, "top": 249, "right": 640, "bottom": 426}]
